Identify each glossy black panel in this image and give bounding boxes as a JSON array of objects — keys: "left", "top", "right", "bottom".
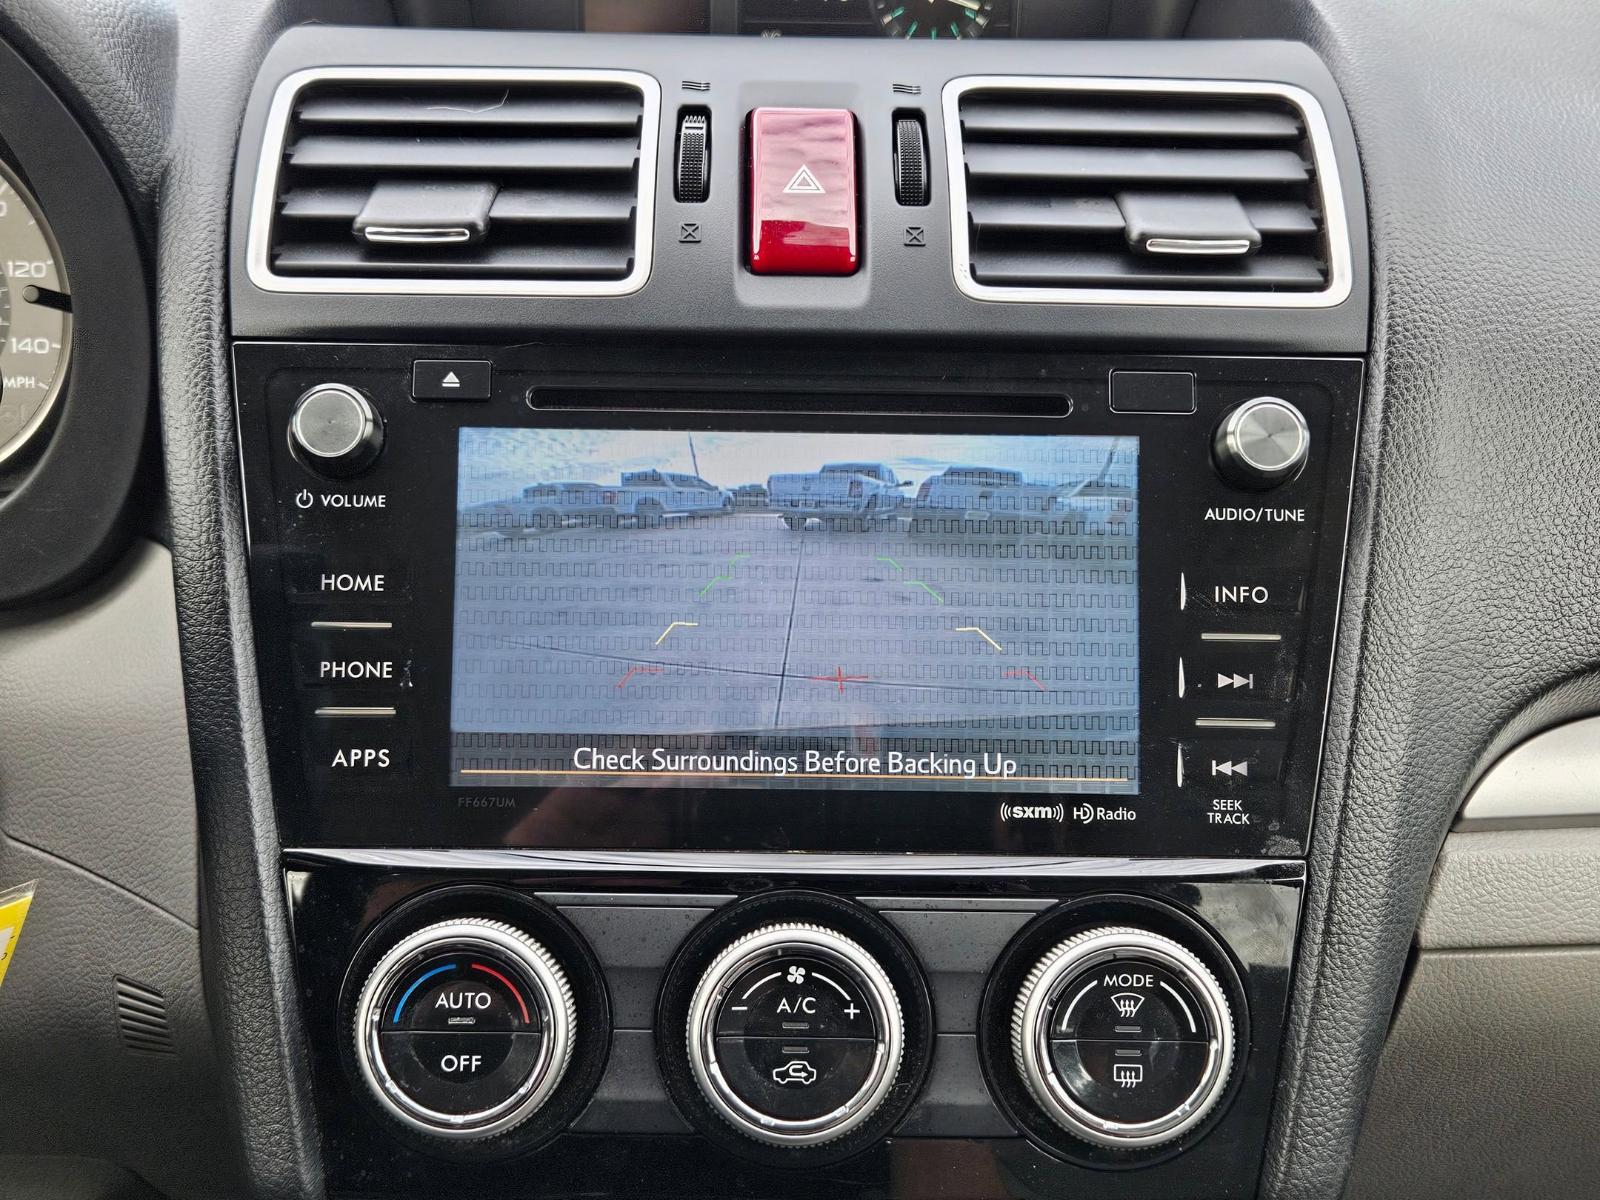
[
  {"left": 285, "top": 858, "right": 1300, "bottom": 1199},
  {"left": 237, "top": 343, "right": 1359, "bottom": 857}
]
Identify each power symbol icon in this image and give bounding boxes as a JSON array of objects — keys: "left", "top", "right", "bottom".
[{"left": 295, "top": 489, "right": 314, "bottom": 509}]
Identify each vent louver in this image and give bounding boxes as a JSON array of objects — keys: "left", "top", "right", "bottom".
[
  {"left": 249, "top": 68, "right": 660, "bottom": 296},
  {"left": 945, "top": 78, "right": 1351, "bottom": 307},
  {"left": 115, "top": 977, "right": 175, "bottom": 1054}
]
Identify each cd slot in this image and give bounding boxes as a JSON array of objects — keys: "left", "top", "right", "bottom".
[{"left": 527, "top": 385, "right": 1072, "bottom": 419}]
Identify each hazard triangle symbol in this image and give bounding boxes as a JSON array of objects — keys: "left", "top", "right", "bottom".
[{"left": 783, "top": 164, "right": 826, "bottom": 195}]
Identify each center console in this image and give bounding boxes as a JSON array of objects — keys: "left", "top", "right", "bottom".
[{"left": 229, "top": 25, "right": 1367, "bottom": 1200}]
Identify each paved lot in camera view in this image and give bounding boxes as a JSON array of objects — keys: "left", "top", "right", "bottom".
[{"left": 451, "top": 512, "right": 1138, "bottom": 737}]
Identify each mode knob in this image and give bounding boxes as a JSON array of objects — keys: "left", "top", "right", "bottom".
[
  {"left": 686, "top": 923, "right": 903, "bottom": 1147},
  {"left": 352, "top": 918, "right": 575, "bottom": 1140},
  {"left": 1011, "top": 926, "right": 1234, "bottom": 1149},
  {"left": 289, "top": 383, "right": 384, "bottom": 477},
  {"left": 1212, "top": 396, "right": 1310, "bottom": 490}
]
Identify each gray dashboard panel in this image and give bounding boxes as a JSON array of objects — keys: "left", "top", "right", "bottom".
[
  {"left": 228, "top": 28, "right": 1370, "bottom": 353},
  {"left": 1347, "top": 946, "right": 1600, "bottom": 1200},
  {"left": 1181, "top": 1, "right": 1600, "bottom": 1195},
  {"left": 0, "top": 540, "right": 241, "bottom": 1199},
  {"left": 1457, "top": 716, "right": 1600, "bottom": 827},
  {"left": 1420, "top": 828, "right": 1600, "bottom": 952},
  {"left": 1348, "top": 822, "right": 1600, "bottom": 1195},
  {"left": 0, "top": 540, "right": 196, "bottom": 921}
]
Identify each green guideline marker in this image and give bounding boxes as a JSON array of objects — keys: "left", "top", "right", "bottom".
[{"left": 698, "top": 553, "right": 750, "bottom": 598}]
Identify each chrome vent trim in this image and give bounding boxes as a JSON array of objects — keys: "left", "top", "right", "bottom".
[
  {"left": 942, "top": 76, "right": 1354, "bottom": 309},
  {"left": 246, "top": 66, "right": 661, "bottom": 297}
]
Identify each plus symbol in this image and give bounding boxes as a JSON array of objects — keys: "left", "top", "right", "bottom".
[{"left": 844, "top": 1003, "right": 860, "bottom": 1020}]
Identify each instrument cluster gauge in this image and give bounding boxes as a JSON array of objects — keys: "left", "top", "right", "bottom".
[
  {"left": 0, "top": 158, "right": 71, "bottom": 466},
  {"left": 873, "top": 0, "right": 996, "bottom": 38}
]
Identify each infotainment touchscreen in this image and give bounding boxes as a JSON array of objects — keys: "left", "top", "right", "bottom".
[{"left": 449, "top": 427, "right": 1138, "bottom": 795}]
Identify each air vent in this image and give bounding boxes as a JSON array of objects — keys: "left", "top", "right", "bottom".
[
  {"left": 944, "top": 77, "right": 1352, "bottom": 307},
  {"left": 115, "top": 976, "right": 175, "bottom": 1054},
  {"left": 248, "top": 68, "right": 661, "bottom": 296}
]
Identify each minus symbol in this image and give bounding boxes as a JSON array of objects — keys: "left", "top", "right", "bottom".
[{"left": 729, "top": 1005, "right": 748, "bottom": 1011}]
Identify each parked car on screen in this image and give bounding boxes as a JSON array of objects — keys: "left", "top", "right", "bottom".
[
  {"left": 519, "top": 481, "right": 627, "bottom": 529},
  {"left": 457, "top": 497, "right": 530, "bottom": 535},
  {"left": 767, "top": 462, "right": 910, "bottom": 529},
  {"left": 732, "top": 483, "right": 769, "bottom": 510},
  {"left": 1053, "top": 478, "right": 1136, "bottom": 535},
  {"left": 909, "top": 465, "right": 1066, "bottom": 533},
  {"left": 616, "top": 470, "right": 735, "bottom": 526},
  {"left": 909, "top": 466, "right": 1135, "bottom": 536}
]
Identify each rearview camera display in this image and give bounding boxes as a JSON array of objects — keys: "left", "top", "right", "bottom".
[{"left": 450, "top": 427, "right": 1139, "bottom": 794}]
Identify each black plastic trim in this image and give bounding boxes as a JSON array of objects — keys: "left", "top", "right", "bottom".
[{"left": 230, "top": 29, "right": 1368, "bottom": 353}]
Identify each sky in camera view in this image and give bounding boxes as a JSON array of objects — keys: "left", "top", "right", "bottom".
[{"left": 457, "top": 427, "right": 1137, "bottom": 507}]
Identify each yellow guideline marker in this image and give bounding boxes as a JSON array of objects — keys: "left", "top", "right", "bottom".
[
  {"left": 655, "top": 621, "right": 699, "bottom": 646},
  {"left": 0, "top": 881, "right": 37, "bottom": 990},
  {"left": 955, "top": 625, "right": 1005, "bottom": 653}
]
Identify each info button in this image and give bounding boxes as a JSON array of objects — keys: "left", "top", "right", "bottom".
[{"left": 1182, "top": 569, "right": 1303, "bottom": 617}]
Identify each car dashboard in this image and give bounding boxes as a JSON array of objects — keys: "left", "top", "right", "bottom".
[{"left": 0, "top": 3, "right": 1598, "bottom": 1200}]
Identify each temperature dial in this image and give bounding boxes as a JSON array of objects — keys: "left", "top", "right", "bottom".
[
  {"left": 1011, "top": 926, "right": 1234, "bottom": 1149},
  {"left": 352, "top": 918, "right": 575, "bottom": 1140},
  {"left": 686, "top": 923, "right": 903, "bottom": 1146},
  {"left": 1212, "top": 396, "right": 1310, "bottom": 490}
]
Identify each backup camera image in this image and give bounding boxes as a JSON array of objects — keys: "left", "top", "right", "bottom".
[{"left": 450, "top": 427, "right": 1139, "bottom": 794}]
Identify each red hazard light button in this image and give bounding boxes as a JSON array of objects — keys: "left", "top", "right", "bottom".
[{"left": 748, "top": 108, "right": 859, "bottom": 276}]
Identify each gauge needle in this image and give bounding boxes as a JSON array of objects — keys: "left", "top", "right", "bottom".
[
  {"left": 21, "top": 285, "right": 71, "bottom": 313},
  {"left": 947, "top": 0, "right": 981, "bottom": 9}
]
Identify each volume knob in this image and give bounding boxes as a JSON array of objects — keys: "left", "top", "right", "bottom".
[
  {"left": 289, "top": 383, "right": 384, "bottom": 477},
  {"left": 1212, "top": 396, "right": 1309, "bottom": 490}
]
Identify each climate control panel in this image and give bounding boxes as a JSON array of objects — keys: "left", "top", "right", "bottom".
[{"left": 294, "top": 864, "right": 1293, "bottom": 1198}]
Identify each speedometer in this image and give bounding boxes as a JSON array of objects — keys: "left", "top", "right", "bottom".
[
  {"left": 0, "top": 158, "right": 70, "bottom": 466},
  {"left": 873, "top": 0, "right": 995, "bottom": 38}
]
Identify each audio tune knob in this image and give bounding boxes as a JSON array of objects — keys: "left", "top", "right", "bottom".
[
  {"left": 1012, "top": 926, "right": 1235, "bottom": 1149},
  {"left": 686, "top": 923, "right": 903, "bottom": 1147},
  {"left": 289, "top": 383, "right": 384, "bottom": 477},
  {"left": 352, "top": 918, "right": 576, "bottom": 1140},
  {"left": 1212, "top": 396, "right": 1310, "bottom": 490}
]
